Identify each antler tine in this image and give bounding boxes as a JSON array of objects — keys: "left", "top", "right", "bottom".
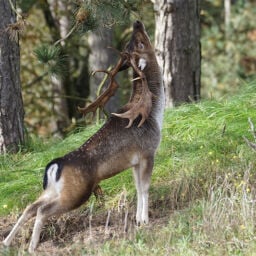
[
  {"left": 112, "top": 54, "right": 153, "bottom": 128},
  {"left": 93, "top": 52, "right": 128, "bottom": 76},
  {"left": 112, "top": 102, "right": 148, "bottom": 128},
  {"left": 91, "top": 70, "right": 110, "bottom": 76},
  {"left": 78, "top": 53, "right": 128, "bottom": 116}
]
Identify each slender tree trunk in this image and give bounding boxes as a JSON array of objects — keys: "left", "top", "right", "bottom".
[
  {"left": 42, "top": 0, "right": 90, "bottom": 128},
  {"left": 153, "top": 0, "right": 201, "bottom": 107},
  {"left": 0, "top": 0, "right": 24, "bottom": 153},
  {"left": 224, "top": 0, "right": 231, "bottom": 35},
  {"left": 46, "top": 0, "right": 69, "bottom": 133},
  {"left": 88, "top": 28, "right": 118, "bottom": 113}
]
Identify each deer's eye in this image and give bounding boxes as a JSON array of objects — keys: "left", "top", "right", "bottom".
[{"left": 138, "top": 42, "right": 144, "bottom": 50}]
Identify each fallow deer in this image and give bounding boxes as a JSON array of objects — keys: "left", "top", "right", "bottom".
[{"left": 3, "top": 20, "right": 164, "bottom": 253}]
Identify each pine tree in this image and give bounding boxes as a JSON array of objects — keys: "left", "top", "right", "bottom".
[{"left": 0, "top": 0, "right": 25, "bottom": 153}]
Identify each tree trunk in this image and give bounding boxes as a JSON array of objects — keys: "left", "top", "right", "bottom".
[
  {"left": 224, "top": 0, "right": 231, "bottom": 34},
  {"left": 42, "top": 0, "right": 91, "bottom": 129},
  {"left": 88, "top": 28, "right": 119, "bottom": 113},
  {"left": 153, "top": 0, "right": 201, "bottom": 107},
  {"left": 0, "top": 0, "right": 24, "bottom": 153},
  {"left": 46, "top": 0, "right": 70, "bottom": 134}
]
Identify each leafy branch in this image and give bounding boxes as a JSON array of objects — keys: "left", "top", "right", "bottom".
[{"left": 34, "top": 45, "right": 68, "bottom": 78}]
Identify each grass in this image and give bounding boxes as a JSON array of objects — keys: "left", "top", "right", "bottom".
[{"left": 1, "top": 81, "right": 256, "bottom": 255}]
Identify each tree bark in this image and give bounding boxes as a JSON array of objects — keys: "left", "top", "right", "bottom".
[
  {"left": 224, "top": 0, "right": 231, "bottom": 33},
  {"left": 88, "top": 28, "right": 119, "bottom": 113},
  {"left": 153, "top": 0, "right": 201, "bottom": 107},
  {"left": 46, "top": 0, "right": 70, "bottom": 134},
  {"left": 0, "top": 0, "right": 24, "bottom": 153}
]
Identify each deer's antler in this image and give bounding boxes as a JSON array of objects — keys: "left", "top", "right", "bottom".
[
  {"left": 78, "top": 51, "right": 153, "bottom": 128},
  {"left": 78, "top": 54, "right": 127, "bottom": 116},
  {"left": 112, "top": 54, "right": 153, "bottom": 128}
]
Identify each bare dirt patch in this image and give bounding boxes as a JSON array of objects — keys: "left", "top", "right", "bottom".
[{"left": 0, "top": 201, "right": 171, "bottom": 255}]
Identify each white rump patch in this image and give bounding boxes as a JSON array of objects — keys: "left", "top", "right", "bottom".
[
  {"left": 47, "top": 163, "right": 59, "bottom": 185},
  {"left": 138, "top": 58, "right": 147, "bottom": 70},
  {"left": 43, "top": 163, "right": 63, "bottom": 198}
]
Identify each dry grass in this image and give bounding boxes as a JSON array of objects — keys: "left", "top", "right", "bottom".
[
  {"left": 1, "top": 167, "right": 256, "bottom": 255},
  {"left": 0, "top": 190, "right": 170, "bottom": 255}
]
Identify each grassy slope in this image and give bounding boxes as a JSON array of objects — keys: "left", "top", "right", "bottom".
[{"left": 1, "top": 82, "right": 256, "bottom": 255}]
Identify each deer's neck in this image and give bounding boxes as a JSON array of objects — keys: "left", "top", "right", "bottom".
[{"left": 141, "top": 56, "right": 165, "bottom": 129}]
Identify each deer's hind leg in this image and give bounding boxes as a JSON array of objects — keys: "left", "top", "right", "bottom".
[
  {"left": 133, "top": 156, "right": 154, "bottom": 225},
  {"left": 28, "top": 198, "right": 72, "bottom": 253},
  {"left": 3, "top": 199, "right": 45, "bottom": 247}
]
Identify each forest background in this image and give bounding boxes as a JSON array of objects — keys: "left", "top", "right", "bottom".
[
  {"left": 15, "top": 0, "right": 256, "bottom": 137},
  {"left": 1, "top": 1, "right": 256, "bottom": 254}
]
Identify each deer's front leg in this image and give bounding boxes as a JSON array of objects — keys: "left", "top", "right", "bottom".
[{"left": 133, "top": 156, "right": 154, "bottom": 225}]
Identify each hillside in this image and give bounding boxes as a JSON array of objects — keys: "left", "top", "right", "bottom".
[{"left": 1, "top": 82, "right": 256, "bottom": 255}]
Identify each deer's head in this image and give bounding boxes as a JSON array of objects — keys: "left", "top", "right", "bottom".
[{"left": 126, "top": 20, "right": 152, "bottom": 54}]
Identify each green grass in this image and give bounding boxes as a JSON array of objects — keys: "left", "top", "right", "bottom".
[
  {"left": 0, "top": 125, "right": 101, "bottom": 215},
  {"left": 1, "top": 81, "right": 256, "bottom": 255}
]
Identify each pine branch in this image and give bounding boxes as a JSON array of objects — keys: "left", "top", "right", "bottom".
[
  {"left": 8, "top": 0, "right": 22, "bottom": 18},
  {"left": 24, "top": 71, "right": 48, "bottom": 88},
  {"left": 34, "top": 94, "right": 88, "bottom": 102},
  {"left": 34, "top": 45, "right": 68, "bottom": 78},
  {"left": 33, "top": 1, "right": 137, "bottom": 78},
  {"left": 54, "top": 24, "right": 77, "bottom": 46}
]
